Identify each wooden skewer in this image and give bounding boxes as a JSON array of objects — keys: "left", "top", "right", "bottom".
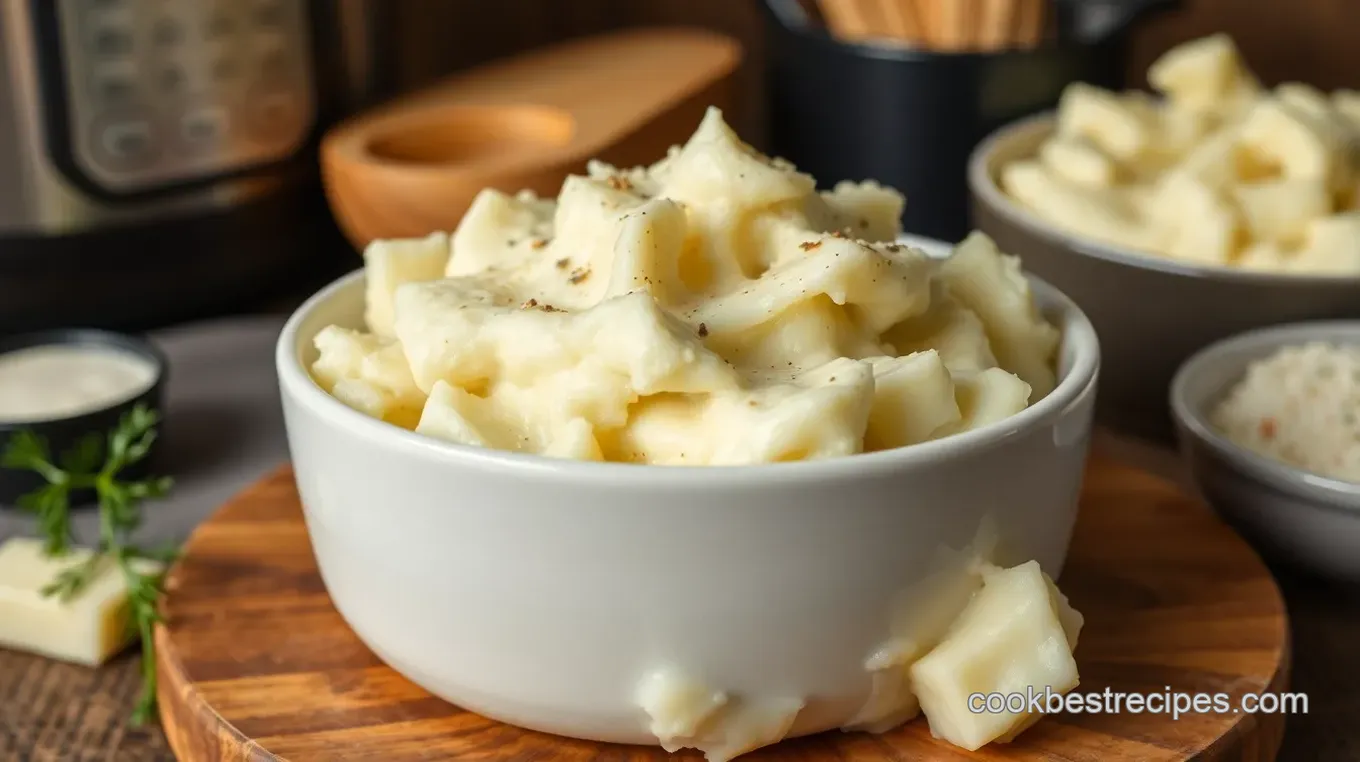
[
  {"left": 961, "top": 0, "right": 987, "bottom": 50},
  {"left": 854, "top": 0, "right": 893, "bottom": 40},
  {"left": 817, "top": 0, "right": 876, "bottom": 40},
  {"left": 902, "top": 0, "right": 929, "bottom": 41},
  {"left": 929, "top": 0, "right": 967, "bottom": 51},
  {"left": 820, "top": 0, "right": 1046, "bottom": 52},
  {"left": 978, "top": 0, "right": 1017, "bottom": 51},
  {"left": 911, "top": 0, "right": 935, "bottom": 48},
  {"left": 875, "top": 0, "right": 921, "bottom": 44},
  {"left": 894, "top": 0, "right": 930, "bottom": 47},
  {"left": 1014, "top": 0, "right": 1047, "bottom": 48}
]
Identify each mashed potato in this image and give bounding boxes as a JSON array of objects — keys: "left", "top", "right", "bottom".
[
  {"left": 1001, "top": 34, "right": 1360, "bottom": 275},
  {"left": 311, "top": 108, "right": 1060, "bottom": 465}
]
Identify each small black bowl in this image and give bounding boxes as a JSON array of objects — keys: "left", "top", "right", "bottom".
[{"left": 0, "top": 329, "right": 168, "bottom": 508}]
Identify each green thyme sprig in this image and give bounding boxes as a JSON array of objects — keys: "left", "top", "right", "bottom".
[{"left": 1, "top": 404, "right": 176, "bottom": 725}]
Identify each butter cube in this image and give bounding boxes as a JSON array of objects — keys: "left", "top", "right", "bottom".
[
  {"left": 909, "top": 561, "right": 1082, "bottom": 751},
  {"left": 0, "top": 537, "right": 161, "bottom": 666}
]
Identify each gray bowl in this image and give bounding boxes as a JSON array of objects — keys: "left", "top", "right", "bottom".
[
  {"left": 969, "top": 113, "right": 1360, "bottom": 444},
  {"left": 1170, "top": 321, "right": 1360, "bottom": 583}
]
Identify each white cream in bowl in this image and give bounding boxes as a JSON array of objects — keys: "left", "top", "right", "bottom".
[{"left": 0, "top": 343, "right": 157, "bottom": 423}]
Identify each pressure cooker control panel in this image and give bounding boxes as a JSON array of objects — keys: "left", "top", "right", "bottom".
[{"left": 37, "top": 0, "right": 316, "bottom": 196}]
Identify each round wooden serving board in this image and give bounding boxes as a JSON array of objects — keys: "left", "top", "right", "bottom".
[{"left": 155, "top": 454, "right": 1289, "bottom": 762}]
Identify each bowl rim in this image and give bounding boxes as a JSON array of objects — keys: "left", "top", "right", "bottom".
[
  {"left": 276, "top": 235, "right": 1100, "bottom": 488},
  {"left": 1169, "top": 319, "right": 1360, "bottom": 511},
  {"left": 968, "top": 111, "right": 1360, "bottom": 288}
]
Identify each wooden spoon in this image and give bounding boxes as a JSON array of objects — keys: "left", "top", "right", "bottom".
[{"left": 321, "top": 29, "right": 742, "bottom": 249}]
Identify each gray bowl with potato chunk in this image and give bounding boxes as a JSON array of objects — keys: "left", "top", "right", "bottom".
[{"left": 968, "top": 113, "right": 1360, "bottom": 443}]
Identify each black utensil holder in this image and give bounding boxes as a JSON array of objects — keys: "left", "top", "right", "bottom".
[{"left": 763, "top": 0, "right": 1165, "bottom": 243}]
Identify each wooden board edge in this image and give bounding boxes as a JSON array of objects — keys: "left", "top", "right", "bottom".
[
  {"left": 153, "top": 456, "right": 1293, "bottom": 761},
  {"left": 156, "top": 465, "right": 297, "bottom": 762}
]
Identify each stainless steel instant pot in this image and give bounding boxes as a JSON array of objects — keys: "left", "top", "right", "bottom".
[{"left": 0, "top": 0, "right": 383, "bottom": 333}]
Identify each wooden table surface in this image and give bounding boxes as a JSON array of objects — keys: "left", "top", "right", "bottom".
[{"left": 3, "top": 433, "right": 1360, "bottom": 762}]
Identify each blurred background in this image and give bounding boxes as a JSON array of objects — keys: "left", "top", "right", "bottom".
[
  {"left": 376, "top": 0, "right": 1360, "bottom": 142},
  {"left": 4, "top": 0, "right": 1356, "bottom": 337}
]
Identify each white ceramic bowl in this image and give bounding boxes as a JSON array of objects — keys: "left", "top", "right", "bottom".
[
  {"left": 1171, "top": 321, "right": 1360, "bottom": 583},
  {"left": 275, "top": 235, "right": 1101, "bottom": 745}
]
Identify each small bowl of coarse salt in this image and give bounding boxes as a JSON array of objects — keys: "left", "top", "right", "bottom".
[{"left": 1171, "top": 321, "right": 1360, "bottom": 583}]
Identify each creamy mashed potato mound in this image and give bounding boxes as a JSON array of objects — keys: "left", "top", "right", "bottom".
[
  {"left": 1001, "top": 34, "right": 1360, "bottom": 275},
  {"left": 311, "top": 108, "right": 1060, "bottom": 465}
]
